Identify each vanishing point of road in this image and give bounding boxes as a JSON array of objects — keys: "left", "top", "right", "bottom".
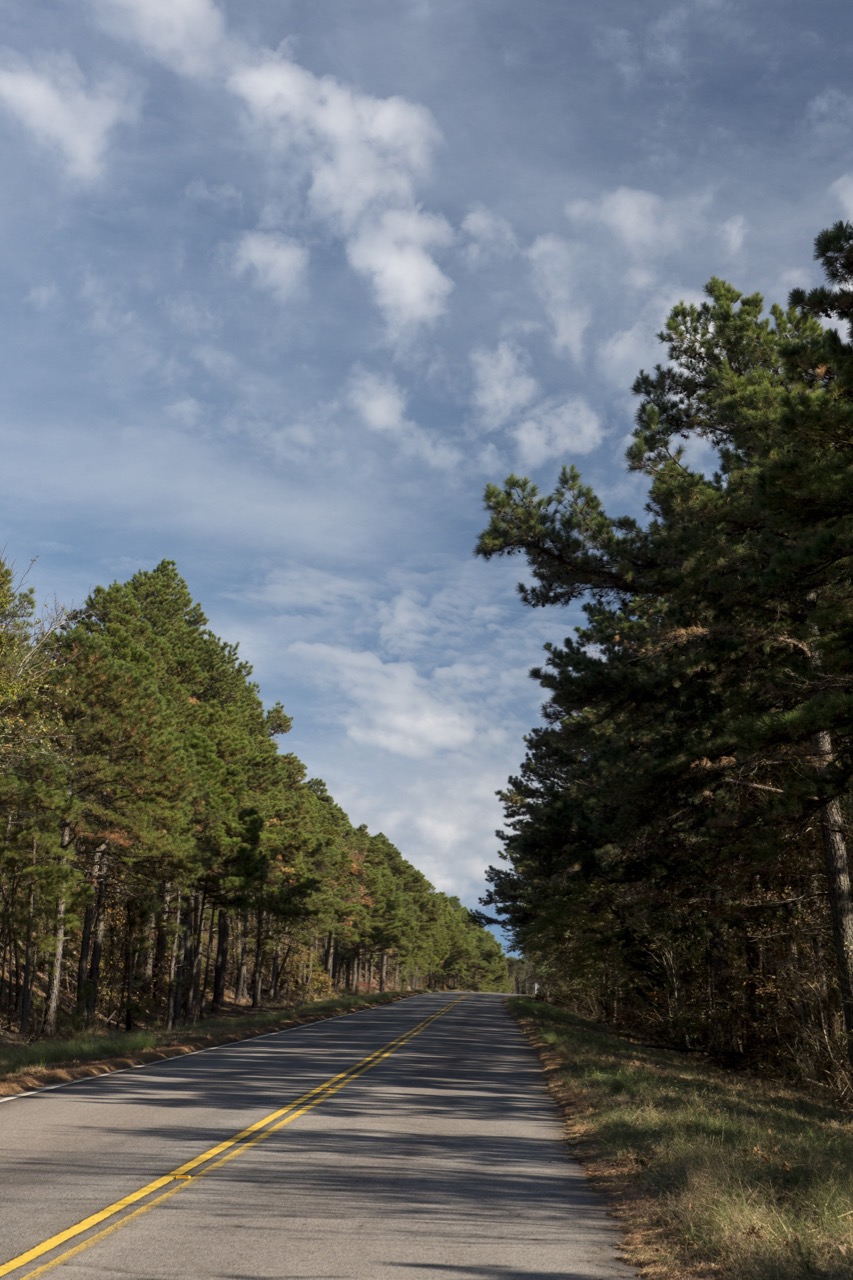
[{"left": 0, "top": 993, "right": 637, "bottom": 1279}]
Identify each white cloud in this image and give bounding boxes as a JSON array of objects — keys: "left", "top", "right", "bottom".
[
  {"left": 513, "top": 396, "right": 603, "bottom": 468},
  {"left": 347, "top": 369, "right": 407, "bottom": 433},
  {"left": 593, "top": 26, "right": 640, "bottom": 86},
  {"left": 596, "top": 4, "right": 739, "bottom": 89},
  {"left": 568, "top": 186, "right": 706, "bottom": 256},
  {"left": 80, "top": 271, "right": 136, "bottom": 333},
  {"left": 831, "top": 174, "right": 853, "bottom": 220},
  {"left": 232, "top": 230, "right": 309, "bottom": 302},
  {"left": 346, "top": 208, "right": 454, "bottom": 333},
  {"left": 243, "top": 566, "right": 371, "bottom": 614},
  {"left": 347, "top": 366, "right": 460, "bottom": 469},
  {"left": 229, "top": 52, "right": 453, "bottom": 336},
  {"left": 719, "top": 214, "right": 746, "bottom": 256},
  {"left": 568, "top": 185, "right": 745, "bottom": 271},
  {"left": 805, "top": 89, "right": 853, "bottom": 141},
  {"left": 89, "top": 0, "right": 228, "bottom": 78},
  {"left": 470, "top": 341, "right": 538, "bottom": 428},
  {"left": 229, "top": 53, "right": 438, "bottom": 230},
  {"left": 185, "top": 177, "right": 242, "bottom": 207},
  {"left": 165, "top": 294, "right": 218, "bottom": 335},
  {"left": 461, "top": 206, "right": 518, "bottom": 267},
  {"left": 26, "top": 283, "right": 59, "bottom": 310},
  {"left": 527, "top": 235, "right": 589, "bottom": 360},
  {"left": 376, "top": 575, "right": 508, "bottom": 662},
  {"left": 0, "top": 52, "right": 138, "bottom": 180},
  {"left": 289, "top": 643, "right": 476, "bottom": 758},
  {"left": 166, "top": 397, "right": 203, "bottom": 428},
  {"left": 647, "top": 4, "right": 690, "bottom": 74},
  {"left": 192, "top": 343, "right": 238, "bottom": 378},
  {"left": 598, "top": 319, "right": 656, "bottom": 391},
  {"left": 598, "top": 286, "right": 704, "bottom": 390}
]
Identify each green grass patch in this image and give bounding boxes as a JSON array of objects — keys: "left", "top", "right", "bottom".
[
  {"left": 0, "top": 991, "right": 403, "bottom": 1082},
  {"left": 511, "top": 997, "right": 853, "bottom": 1280}
]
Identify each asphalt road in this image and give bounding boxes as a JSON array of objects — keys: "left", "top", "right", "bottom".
[{"left": 0, "top": 993, "right": 637, "bottom": 1280}]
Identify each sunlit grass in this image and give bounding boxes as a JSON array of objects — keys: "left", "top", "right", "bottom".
[
  {"left": 0, "top": 991, "right": 403, "bottom": 1080},
  {"left": 511, "top": 998, "right": 853, "bottom": 1280}
]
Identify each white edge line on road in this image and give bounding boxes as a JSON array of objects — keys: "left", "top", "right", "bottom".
[{"left": 0, "top": 995, "right": 432, "bottom": 1106}]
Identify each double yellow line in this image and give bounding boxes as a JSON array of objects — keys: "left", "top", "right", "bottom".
[{"left": 0, "top": 996, "right": 465, "bottom": 1279}]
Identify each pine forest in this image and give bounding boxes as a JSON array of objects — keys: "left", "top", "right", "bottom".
[{"left": 0, "top": 559, "right": 508, "bottom": 1040}]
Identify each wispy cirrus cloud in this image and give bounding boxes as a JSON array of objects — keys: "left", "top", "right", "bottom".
[{"left": 0, "top": 51, "right": 138, "bottom": 179}]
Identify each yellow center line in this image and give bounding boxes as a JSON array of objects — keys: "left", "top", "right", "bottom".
[{"left": 0, "top": 996, "right": 464, "bottom": 1280}]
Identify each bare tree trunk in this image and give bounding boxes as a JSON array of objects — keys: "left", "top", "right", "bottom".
[
  {"left": 77, "top": 843, "right": 108, "bottom": 1024},
  {"left": 236, "top": 912, "right": 249, "bottom": 1004},
  {"left": 44, "top": 896, "right": 66, "bottom": 1036},
  {"left": 165, "top": 889, "right": 182, "bottom": 1030},
  {"left": 85, "top": 871, "right": 107, "bottom": 1025},
  {"left": 196, "top": 904, "right": 216, "bottom": 1021},
  {"left": 814, "top": 730, "right": 853, "bottom": 1065},
  {"left": 123, "top": 903, "right": 136, "bottom": 1031},
  {"left": 212, "top": 908, "right": 230, "bottom": 1011},
  {"left": 251, "top": 904, "right": 265, "bottom": 1008},
  {"left": 187, "top": 892, "right": 206, "bottom": 1023},
  {"left": 18, "top": 881, "right": 36, "bottom": 1034}
]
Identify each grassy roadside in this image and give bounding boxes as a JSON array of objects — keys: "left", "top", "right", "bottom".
[
  {"left": 509, "top": 997, "right": 853, "bottom": 1280},
  {"left": 0, "top": 992, "right": 407, "bottom": 1096}
]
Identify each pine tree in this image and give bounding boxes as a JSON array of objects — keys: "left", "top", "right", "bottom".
[{"left": 478, "top": 232, "right": 853, "bottom": 1071}]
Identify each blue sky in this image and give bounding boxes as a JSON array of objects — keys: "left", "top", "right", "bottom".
[{"left": 2, "top": 0, "right": 851, "bottom": 907}]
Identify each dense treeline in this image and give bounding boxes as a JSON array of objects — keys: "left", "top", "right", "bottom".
[
  {"left": 478, "top": 224, "right": 853, "bottom": 1088},
  {"left": 0, "top": 560, "right": 507, "bottom": 1037}
]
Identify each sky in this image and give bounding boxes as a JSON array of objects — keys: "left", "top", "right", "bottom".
[{"left": 2, "top": 0, "right": 852, "bottom": 910}]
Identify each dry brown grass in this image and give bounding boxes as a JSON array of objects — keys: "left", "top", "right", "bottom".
[{"left": 511, "top": 998, "right": 853, "bottom": 1280}]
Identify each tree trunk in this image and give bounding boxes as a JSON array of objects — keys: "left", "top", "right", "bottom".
[
  {"left": 196, "top": 904, "right": 216, "bottom": 1021},
  {"left": 165, "top": 890, "right": 183, "bottom": 1030},
  {"left": 44, "top": 896, "right": 67, "bottom": 1036},
  {"left": 212, "top": 908, "right": 230, "bottom": 1011},
  {"left": 187, "top": 892, "right": 206, "bottom": 1023},
  {"left": 235, "top": 911, "right": 249, "bottom": 1004},
  {"left": 85, "top": 871, "right": 107, "bottom": 1025},
  {"left": 152, "top": 886, "right": 172, "bottom": 1013},
  {"left": 18, "top": 882, "right": 36, "bottom": 1035},
  {"left": 251, "top": 904, "right": 265, "bottom": 1008},
  {"left": 123, "top": 903, "right": 136, "bottom": 1031},
  {"left": 814, "top": 730, "right": 853, "bottom": 1065}
]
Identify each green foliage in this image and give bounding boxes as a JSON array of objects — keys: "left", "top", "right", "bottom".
[
  {"left": 480, "top": 227, "right": 853, "bottom": 1083},
  {"left": 0, "top": 558, "right": 507, "bottom": 1036}
]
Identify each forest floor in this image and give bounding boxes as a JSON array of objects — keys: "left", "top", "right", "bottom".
[
  {"left": 0, "top": 991, "right": 405, "bottom": 1097},
  {"left": 510, "top": 997, "right": 853, "bottom": 1280}
]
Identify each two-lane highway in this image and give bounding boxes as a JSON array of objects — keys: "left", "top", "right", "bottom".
[{"left": 0, "top": 994, "right": 637, "bottom": 1279}]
